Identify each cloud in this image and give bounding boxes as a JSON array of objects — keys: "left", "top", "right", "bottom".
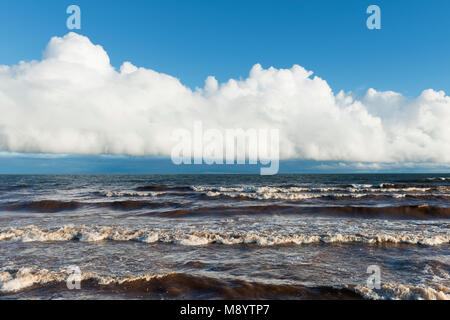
[
  {"left": 0, "top": 32, "right": 449, "bottom": 163},
  {"left": 314, "top": 161, "right": 450, "bottom": 172}
]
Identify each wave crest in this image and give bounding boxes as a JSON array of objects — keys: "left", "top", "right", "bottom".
[
  {"left": 350, "top": 283, "right": 450, "bottom": 300},
  {"left": 2, "top": 267, "right": 448, "bottom": 300},
  {"left": 1, "top": 225, "right": 448, "bottom": 246}
]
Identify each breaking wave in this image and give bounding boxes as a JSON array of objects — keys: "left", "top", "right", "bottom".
[
  {"left": 0, "top": 267, "right": 363, "bottom": 299},
  {"left": 191, "top": 184, "right": 450, "bottom": 202},
  {"left": 100, "top": 191, "right": 165, "bottom": 198},
  {"left": 350, "top": 283, "right": 450, "bottom": 300},
  {"left": 1, "top": 267, "right": 448, "bottom": 300},
  {"left": 0, "top": 225, "right": 448, "bottom": 246}
]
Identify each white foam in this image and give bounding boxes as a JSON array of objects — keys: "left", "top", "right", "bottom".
[
  {"left": 103, "top": 191, "right": 164, "bottom": 197},
  {"left": 0, "top": 267, "right": 174, "bottom": 294},
  {"left": 193, "top": 183, "right": 447, "bottom": 201},
  {"left": 351, "top": 283, "right": 450, "bottom": 300},
  {"left": 0, "top": 267, "right": 62, "bottom": 293},
  {"left": 1, "top": 225, "right": 448, "bottom": 246},
  {"left": 1, "top": 266, "right": 449, "bottom": 300}
]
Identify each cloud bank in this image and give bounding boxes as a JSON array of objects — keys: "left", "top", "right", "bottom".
[{"left": 0, "top": 32, "right": 449, "bottom": 163}]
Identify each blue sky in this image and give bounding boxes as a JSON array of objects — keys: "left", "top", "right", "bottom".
[
  {"left": 1, "top": 0, "right": 449, "bottom": 96},
  {"left": 0, "top": 0, "right": 449, "bottom": 174}
]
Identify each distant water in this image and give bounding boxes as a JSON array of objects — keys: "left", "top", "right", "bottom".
[{"left": 0, "top": 174, "right": 449, "bottom": 300}]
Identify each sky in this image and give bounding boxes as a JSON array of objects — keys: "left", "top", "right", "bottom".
[
  {"left": 0, "top": 0, "right": 449, "bottom": 174},
  {"left": 1, "top": 0, "right": 450, "bottom": 95}
]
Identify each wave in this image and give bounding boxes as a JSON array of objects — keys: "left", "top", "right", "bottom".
[
  {"left": 1, "top": 267, "right": 448, "bottom": 300},
  {"left": 91, "top": 183, "right": 448, "bottom": 202},
  {"left": 1, "top": 200, "right": 184, "bottom": 213},
  {"left": 201, "top": 190, "right": 450, "bottom": 201},
  {"left": 0, "top": 267, "right": 362, "bottom": 299},
  {"left": 191, "top": 184, "right": 450, "bottom": 202},
  {"left": 0, "top": 185, "right": 32, "bottom": 192},
  {"left": 309, "top": 205, "right": 450, "bottom": 219},
  {"left": 2, "top": 198, "right": 449, "bottom": 219},
  {"left": 349, "top": 283, "right": 450, "bottom": 300},
  {"left": 155, "top": 205, "right": 450, "bottom": 219},
  {"left": 378, "top": 183, "right": 433, "bottom": 190},
  {"left": 100, "top": 191, "right": 165, "bottom": 198},
  {"left": 410, "top": 177, "right": 450, "bottom": 183},
  {"left": 94, "top": 200, "right": 181, "bottom": 211},
  {"left": 3, "top": 200, "right": 83, "bottom": 212},
  {"left": 1, "top": 225, "right": 448, "bottom": 246},
  {"left": 135, "top": 185, "right": 192, "bottom": 192},
  {"left": 193, "top": 184, "right": 449, "bottom": 193},
  {"left": 395, "top": 177, "right": 450, "bottom": 184},
  {"left": 202, "top": 190, "right": 323, "bottom": 201}
]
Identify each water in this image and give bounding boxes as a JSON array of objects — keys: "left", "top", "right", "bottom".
[{"left": 0, "top": 174, "right": 449, "bottom": 299}]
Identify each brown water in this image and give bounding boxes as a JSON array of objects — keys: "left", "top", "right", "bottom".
[{"left": 0, "top": 174, "right": 449, "bottom": 299}]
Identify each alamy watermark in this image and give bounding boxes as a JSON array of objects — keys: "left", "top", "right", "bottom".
[
  {"left": 171, "top": 122, "right": 279, "bottom": 175},
  {"left": 366, "top": 265, "right": 381, "bottom": 289},
  {"left": 66, "top": 265, "right": 81, "bottom": 290},
  {"left": 66, "top": 5, "right": 81, "bottom": 30},
  {"left": 366, "top": 5, "right": 381, "bottom": 30}
]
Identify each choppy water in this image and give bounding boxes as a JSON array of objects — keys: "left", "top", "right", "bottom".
[{"left": 0, "top": 174, "right": 449, "bottom": 300}]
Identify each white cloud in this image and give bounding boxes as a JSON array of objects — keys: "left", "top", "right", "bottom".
[{"left": 0, "top": 32, "right": 449, "bottom": 163}]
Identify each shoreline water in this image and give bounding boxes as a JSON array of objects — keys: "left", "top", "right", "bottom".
[{"left": 0, "top": 174, "right": 449, "bottom": 300}]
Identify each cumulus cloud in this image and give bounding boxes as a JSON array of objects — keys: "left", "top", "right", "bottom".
[{"left": 0, "top": 32, "right": 449, "bottom": 163}]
